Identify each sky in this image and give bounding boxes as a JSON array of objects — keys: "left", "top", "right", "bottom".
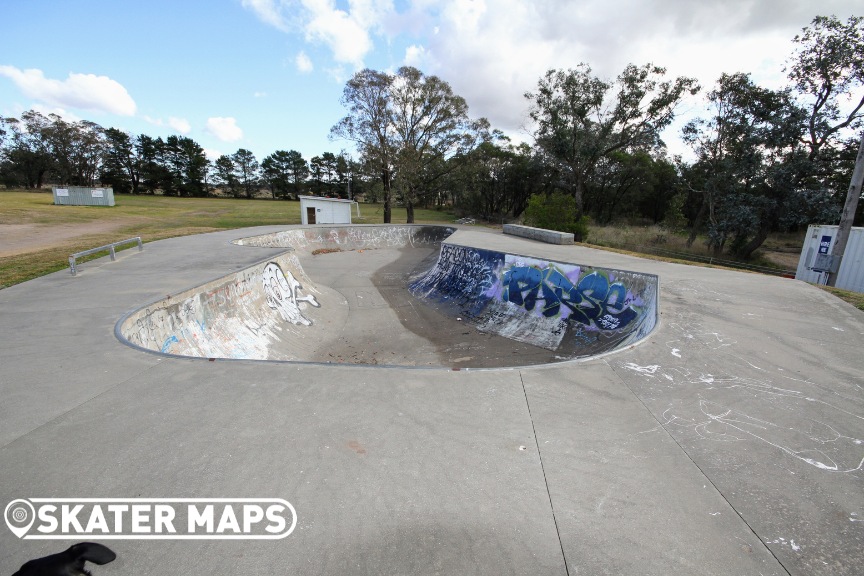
[{"left": 0, "top": 0, "right": 860, "bottom": 163}]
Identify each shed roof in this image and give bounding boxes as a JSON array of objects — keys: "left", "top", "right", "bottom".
[{"left": 298, "top": 195, "right": 355, "bottom": 204}]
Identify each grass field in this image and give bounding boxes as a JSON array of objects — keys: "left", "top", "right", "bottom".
[
  {"left": 0, "top": 189, "right": 456, "bottom": 287},
  {"left": 1, "top": 189, "right": 862, "bottom": 313}
]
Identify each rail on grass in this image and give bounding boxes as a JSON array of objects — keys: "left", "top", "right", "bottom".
[{"left": 69, "top": 237, "right": 143, "bottom": 276}]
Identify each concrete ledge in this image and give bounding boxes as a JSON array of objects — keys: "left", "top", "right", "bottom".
[{"left": 503, "top": 223, "right": 575, "bottom": 245}]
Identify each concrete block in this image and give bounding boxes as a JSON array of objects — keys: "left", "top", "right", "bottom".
[{"left": 503, "top": 224, "right": 575, "bottom": 245}]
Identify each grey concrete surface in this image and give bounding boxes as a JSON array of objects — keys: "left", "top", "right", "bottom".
[{"left": 1, "top": 225, "right": 862, "bottom": 576}]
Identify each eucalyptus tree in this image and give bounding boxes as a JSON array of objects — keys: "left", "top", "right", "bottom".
[
  {"left": 389, "top": 66, "right": 488, "bottom": 222},
  {"left": 1, "top": 111, "right": 54, "bottom": 188},
  {"left": 331, "top": 69, "right": 396, "bottom": 222},
  {"left": 526, "top": 63, "right": 699, "bottom": 212},
  {"left": 787, "top": 15, "right": 864, "bottom": 162},
  {"left": 45, "top": 116, "right": 105, "bottom": 186},
  {"left": 682, "top": 73, "right": 816, "bottom": 258}
]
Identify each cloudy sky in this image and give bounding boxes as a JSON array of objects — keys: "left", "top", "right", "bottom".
[{"left": 0, "top": 0, "right": 859, "bottom": 162}]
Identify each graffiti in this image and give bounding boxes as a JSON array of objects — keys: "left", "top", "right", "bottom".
[
  {"left": 410, "top": 245, "right": 501, "bottom": 310},
  {"left": 572, "top": 323, "right": 599, "bottom": 346},
  {"left": 236, "top": 226, "right": 455, "bottom": 253},
  {"left": 502, "top": 267, "right": 637, "bottom": 331},
  {"left": 161, "top": 335, "right": 179, "bottom": 353},
  {"left": 262, "top": 262, "right": 320, "bottom": 326},
  {"left": 119, "top": 254, "right": 316, "bottom": 360}
]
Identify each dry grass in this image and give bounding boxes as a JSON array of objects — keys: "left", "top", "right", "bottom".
[
  {"left": 587, "top": 223, "right": 803, "bottom": 271},
  {"left": 816, "top": 285, "right": 864, "bottom": 312},
  {"left": 0, "top": 189, "right": 456, "bottom": 288}
]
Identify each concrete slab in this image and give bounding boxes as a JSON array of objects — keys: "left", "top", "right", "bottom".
[{"left": 1, "top": 225, "right": 862, "bottom": 576}]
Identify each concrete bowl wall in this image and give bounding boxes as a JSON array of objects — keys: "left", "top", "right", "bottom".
[
  {"left": 410, "top": 244, "right": 658, "bottom": 359},
  {"left": 117, "top": 225, "right": 658, "bottom": 366}
]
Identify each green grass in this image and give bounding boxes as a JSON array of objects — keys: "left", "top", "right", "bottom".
[{"left": 0, "top": 189, "right": 458, "bottom": 287}]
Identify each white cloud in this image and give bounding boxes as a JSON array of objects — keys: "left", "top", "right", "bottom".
[
  {"left": 168, "top": 117, "right": 192, "bottom": 134},
  {"left": 242, "top": 0, "right": 394, "bottom": 68},
  {"left": 0, "top": 66, "right": 136, "bottom": 116},
  {"left": 203, "top": 148, "right": 223, "bottom": 160},
  {"left": 296, "top": 51, "right": 314, "bottom": 73},
  {"left": 205, "top": 117, "right": 243, "bottom": 142},
  {"left": 254, "top": 91, "right": 268, "bottom": 98},
  {"left": 403, "top": 44, "right": 426, "bottom": 67},
  {"left": 384, "top": 0, "right": 860, "bottom": 143},
  {"left": 144, "top": 115, "right": 192, "bottom": 135},
  {"left": 302, "top": 0, "right": 372, "bottom": 67},
  {"left": 242, "top": 0, "right": 861, "bottom": 149},
  {"left": 240, "top": 0, "right": 292, "bottom": 32}
]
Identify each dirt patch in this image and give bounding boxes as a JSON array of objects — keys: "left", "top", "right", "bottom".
[
  {"left": 0, "top": 220, "right": 147, "bottom": 257},
  {"left": 761, "top": 250, "right": 801, "bottom": 270}
]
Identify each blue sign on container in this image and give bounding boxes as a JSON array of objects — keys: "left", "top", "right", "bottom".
[{"left": 819, "top": 235, "right": 832, "bottom": 254}]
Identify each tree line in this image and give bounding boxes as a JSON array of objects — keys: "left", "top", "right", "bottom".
[
  {"left": 331, "top": 15, "right": 863, "bottom": 257},
  {"left": 0, "top": 113, "right": 361, "bottom": 200},
  {"left": 1, "top": 15, "right": 861, "bottom": 260}
]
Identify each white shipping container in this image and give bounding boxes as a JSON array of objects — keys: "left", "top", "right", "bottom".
[{"left": 795, "top": 224, "right": 864, "bottom": 292}]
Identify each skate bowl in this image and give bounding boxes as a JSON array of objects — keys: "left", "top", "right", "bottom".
[{"left": 116, "top": 225, "right": 658, "bottom": 368}]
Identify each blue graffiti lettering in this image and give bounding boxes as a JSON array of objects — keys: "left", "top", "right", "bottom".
[
  {"left": 502, "top": 267, "right": 637, "bottom": 330},
  {"left": 161, "top": 335, "right": 179, "bottom": 353}
]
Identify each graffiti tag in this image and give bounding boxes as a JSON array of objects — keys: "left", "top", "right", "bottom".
[
  {"left": 502, "top": 267, "right": 637, "bottom": 330},
  {"left": 262, "top": 262, "right": 320, "bottom": 326}
]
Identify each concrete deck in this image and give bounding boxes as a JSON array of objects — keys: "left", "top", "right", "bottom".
[{"left": 1, "top": 226, "right": 862, "bottom": 575}]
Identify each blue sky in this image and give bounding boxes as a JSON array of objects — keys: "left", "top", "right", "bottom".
[{"left": 1, "top": 0, "right": 860, "bottom": 163}]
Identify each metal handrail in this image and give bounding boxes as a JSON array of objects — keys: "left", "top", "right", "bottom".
[{"left": 69, "top": 237, "right": 143, "bottom": 276}]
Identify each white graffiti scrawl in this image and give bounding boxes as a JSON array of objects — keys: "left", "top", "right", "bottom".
[{"left": 262, "top": 262, "right": 320, "bottom": 326}]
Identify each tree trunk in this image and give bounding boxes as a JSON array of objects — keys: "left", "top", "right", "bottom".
[
  {"left": 686, "top": 195, "right": 708, "bottom": 248},
  {"left": 736, "top": 224, "right": 770, "bottom": 260},
  {"left": 406, "top": 200, "right": 415, "bottom": 224},
  {"left": 382, "top": 168, "right": 392, "bottom": 223}
]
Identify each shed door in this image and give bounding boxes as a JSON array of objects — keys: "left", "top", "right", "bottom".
[{"left": 306, "top": 206, "right": 316, "bottom": 224}]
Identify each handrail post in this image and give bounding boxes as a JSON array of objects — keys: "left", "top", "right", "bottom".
[{"left": 68, "top": 237, "right": 144, "bottom": 277}]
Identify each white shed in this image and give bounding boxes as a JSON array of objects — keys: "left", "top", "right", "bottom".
[
  {"left": 299, "top": 196, "right": 358, "bottom": 225},
  {"left": 795, "top": 224, "right": 864, "bottom": 292}
]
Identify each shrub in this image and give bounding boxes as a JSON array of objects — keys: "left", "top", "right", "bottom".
[{"left": 523, "top": 191, "right": 589, "bottom": 241}]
